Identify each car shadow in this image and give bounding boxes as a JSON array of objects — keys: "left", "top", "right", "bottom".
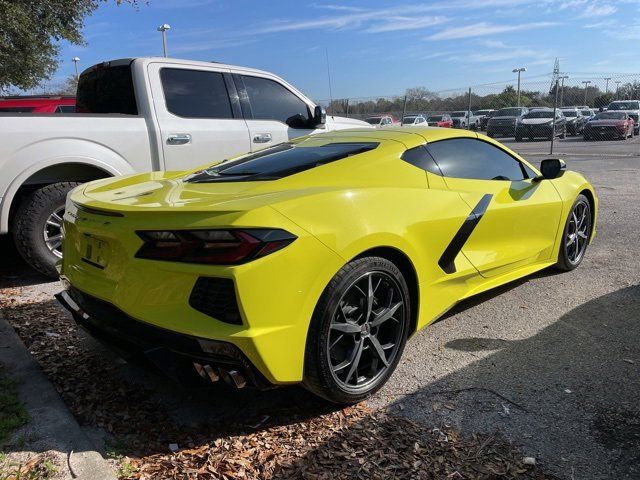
[
  {"left": 286, "top": 285, "right": 640, "bottom": 479},
  {"left": 0, "top": 236, "right": 54, "bottom": 288}
]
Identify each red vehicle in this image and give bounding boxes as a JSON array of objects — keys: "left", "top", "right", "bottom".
[
  {"left": 426, "top": 114, "right": 453, "bottom": 128},
  {"left": 0, "top": 95, "right": 75, "bottom": 113},
  {"left": 583, "top": 111, "right": 635, "bottom": 140}
]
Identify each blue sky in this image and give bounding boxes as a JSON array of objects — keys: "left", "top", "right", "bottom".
[{"left": 52, "top": 0, "right": 640, "bottom": 100}]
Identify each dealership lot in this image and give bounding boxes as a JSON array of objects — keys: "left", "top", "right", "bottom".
[{"left": 0, "top": 148, "right": 638, "bottom": 478}]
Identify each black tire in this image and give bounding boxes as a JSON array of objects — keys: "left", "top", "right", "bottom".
[
  {"left": 555, "top": 194, "right": 592, "bottom": 272},
  {"left": 560, "top": 127, "right": 566, "bottom": 139},
  {"left": 303, "top": 256, "right": 411, "bottom": 404},
  {"left": 12, "top": 182, "right": 80, "bottom": 278}
]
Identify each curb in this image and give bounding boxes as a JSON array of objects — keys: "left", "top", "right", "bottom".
[{"left": 0, "top": 313, "right": 116, "bottom": 480}]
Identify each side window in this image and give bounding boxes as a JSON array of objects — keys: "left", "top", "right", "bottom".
[
  {"left": 401, "top": 145, "right": 442, "bottom": 175},
  {"left": 426, "top": 138, "right": 528, "bottom": 181},
  {"left": 55, "top": 105, "right": 75, "bottom": 113},
  {"left": 382, "top": 117, "right": 392, "bottom": 125},
  {"left": 241, "top": 75, "right": 310, "bottom": 125},
  {"left": 160, "top": 68, "right": 233, "bottom": 119}
]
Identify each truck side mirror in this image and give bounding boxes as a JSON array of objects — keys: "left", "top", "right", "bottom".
[
  {"left": 538, "top": 158, "right": 566, "bottom": 180},
  {"left": 313, "top": 106, "right": 326, "bottom": 127}
]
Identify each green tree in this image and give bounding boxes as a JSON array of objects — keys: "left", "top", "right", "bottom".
[{"left": 0, "top": 0, "right": 135, "bottom": 92}]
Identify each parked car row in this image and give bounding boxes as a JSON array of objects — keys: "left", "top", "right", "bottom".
[{"left": 484, "top": 102, "right": 638, "bottom": 141}]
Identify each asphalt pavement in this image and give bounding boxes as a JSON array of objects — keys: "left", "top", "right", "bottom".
[{"left": 370, "top": 152, "right": 640, "bottom": 479}]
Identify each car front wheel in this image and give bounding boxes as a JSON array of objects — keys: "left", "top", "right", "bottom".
[
  {"left": 556, "top": 194, "right": 592, "bottom": 271},
  {"left": 303, "top": 256, "right": 410, "bottom": 404}
]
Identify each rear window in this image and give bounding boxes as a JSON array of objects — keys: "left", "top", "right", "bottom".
[
  {"left": 76, "top": 64, "right": 138, "bottom": 115},
  {"left": 186, "top": 142, "right": 378, "bottom": 182}
]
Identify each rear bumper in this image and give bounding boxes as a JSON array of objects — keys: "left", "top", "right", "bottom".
[{"left": 56, "top": 286, "right": 272, "bottom": 388}]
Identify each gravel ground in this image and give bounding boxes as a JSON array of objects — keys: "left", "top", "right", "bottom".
[
  {"left": 370, "top": 153, "right": 640, "bottom": 479},
  {"left": 0, "top": 151, "right": 637, "bottom": 479}
]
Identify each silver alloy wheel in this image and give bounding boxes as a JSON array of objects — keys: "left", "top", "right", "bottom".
[
  {"left": 43, "top": 206, "right": 65, "bottom": 258},
  {"left": 327, "top": 271, "right": 406, "bottom": 391},
  {"left": 565, "top": 200, "right": 590, "bottom": 265}
]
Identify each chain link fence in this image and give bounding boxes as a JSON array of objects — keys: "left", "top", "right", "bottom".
[{"left": 317, "top": 73, "right": 640, "bottom": 157}]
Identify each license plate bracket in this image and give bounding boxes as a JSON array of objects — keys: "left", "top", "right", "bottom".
[{"left": 81, "top": 235, "right": 109, "bottom": 269}]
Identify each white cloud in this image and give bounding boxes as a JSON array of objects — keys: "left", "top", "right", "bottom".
[
  {"left": 365, "top": 16, "right": 448, "bottom": 33},
  {"left": 426, "top": 22, "right": 558, "bottom": 40},
  {"left": 579, "top": 3, "right": 617, "bottom": 17},
  {"left": 256, "top": 5, "right": 450, "bottom": 34}
]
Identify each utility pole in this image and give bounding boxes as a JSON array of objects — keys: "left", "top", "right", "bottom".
[
  {"left": 604, "top": 77, "right": 611, "bottom": 93},
  {"left": 157, "top": 24, "right": 171, "bottom": 57},
  {"left": 615, "top": 81, "right": 621, "bottom": 100},
  {"left": 325, "top": 48, "right": 334, "bottom": 115},
  {"left": 513, "top": 67, "right": 526, "bottom": 107},
  {"left": 72, "top": 57, "right": 80, "bottom": 80},
  {"left": 467, "top": 87, "right": 472, "bottom": 130},
  {"left": 582, "top": 80, "right": 591, "bottom": 106},
  {"left": 550, "top": 79, "right": 559, "bottom": 156},
  {"left": 559, "top": 75, "right": 569, "bottom": 107}
]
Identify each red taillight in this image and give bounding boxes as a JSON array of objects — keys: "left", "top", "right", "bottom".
[{"left": 135, "top": 229, "right": 296, "bottom": 264}]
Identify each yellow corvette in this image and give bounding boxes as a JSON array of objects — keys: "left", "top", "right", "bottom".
[{"left": 56, "top": 128, "right": 596, "bottom": 403}]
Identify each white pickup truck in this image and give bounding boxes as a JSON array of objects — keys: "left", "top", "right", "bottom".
[{"left": 0, "top": 57, "right": 369, "bottom": 276}]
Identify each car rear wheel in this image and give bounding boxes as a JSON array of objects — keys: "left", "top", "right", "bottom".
[
  {"left": 555, "top": 194, "right": 592, "bottom": 272},
  {"left": 303, "top": 256, "right": 410, "bottom": 404},
  {"left": 13, "top": 182, "right": 80, "bottom": 278}
]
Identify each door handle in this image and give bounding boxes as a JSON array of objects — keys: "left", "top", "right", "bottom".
[
  {"left": 253, "top": 133, "right": 272, "bottom": 144},
  {"left": 167, "top": 134, "right": 191, "bottom": 145}
]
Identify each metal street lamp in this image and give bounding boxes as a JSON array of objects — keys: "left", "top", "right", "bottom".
[
  {"left": 559, "top": 75, "right": 569, "bottom": 107},
  {"left": 512, "top": 67, "right": 526, "bottom": 107},
  {"left": 604, "top": 77, "right": 611, "bottom": 93},
  {"left": 615, "top": 81, "right": 621, "bottom": 100},
  {"left": 582, "top": 80, "right": 591, "bottom": 106},
  {"left": 72, "top": 57, "right": 80, "bottom": 80},
  {"left": 157, "top": 24, "right": 171, "bottom": 57}
]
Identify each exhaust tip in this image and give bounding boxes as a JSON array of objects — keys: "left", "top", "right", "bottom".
[
  {"left": 193, "top": 362, "right": 220, "bottom": 383},
  {"left": 220, "top": 368, "right": 247, "bottom": 389}
]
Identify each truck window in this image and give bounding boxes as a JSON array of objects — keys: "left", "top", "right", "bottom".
[
  {"left": 55, "top": 105, "right": 75, "bottom": 113},
  {"left": 160, "top": 68, "right": 233, "bottom": 119},
  {"left": 76, "top": 64, "right": 138, "bottom": 115},
  {"left": 241, "top": 75, "right": 311, "bottom": 126}
]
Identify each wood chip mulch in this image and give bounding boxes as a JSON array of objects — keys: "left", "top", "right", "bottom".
[{"left": 0, "top": 286, "right": 554, "bottom": 480}]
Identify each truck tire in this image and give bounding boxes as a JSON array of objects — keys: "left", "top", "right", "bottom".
[{"left": 13, "top": 182, "right": 80, "bottom": 278}]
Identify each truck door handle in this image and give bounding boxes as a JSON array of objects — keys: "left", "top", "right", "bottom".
[
  {"left": 253, "top": 133, "right": 272, "bottom": 144},
  {"left": 167, "top": 134, "right": 191, "bottom": 145}
]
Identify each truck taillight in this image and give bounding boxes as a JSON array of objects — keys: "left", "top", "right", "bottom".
[{"left": 135, "top": 229, "right": 296, "bottom": 265}]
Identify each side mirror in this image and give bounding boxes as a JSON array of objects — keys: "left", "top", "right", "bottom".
[
  {"left": 538, "top": 158, "right": 566, "bottom": 180},
  {"left": 313, "top": 106, "right": 326, "bottom": 127}
]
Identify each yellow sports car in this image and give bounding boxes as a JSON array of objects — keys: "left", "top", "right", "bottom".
[{"left": 56, "top": 128, "right": 597, "bottom": 404}]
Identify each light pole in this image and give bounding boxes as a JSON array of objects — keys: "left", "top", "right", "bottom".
[
  {"left": 582, "top": 80, "right": 591, "bottom": 106},
  {"left": 157, "top": 24, "right": 171, "bottom": 57},
  {"left": 604, "top": 77, "right": 611, "bottom": 94},
  {"left": 559, "top": 75, "right": 569, "bottom": 107},
  {"left": 615, "top": 81, "right": 621, "bottom": 100},
  {"left": 512, "top": 67, "right": 526, "bottom": 107},
  {"left": 72, "top": 57, "right": 80, "bottom": 80}
]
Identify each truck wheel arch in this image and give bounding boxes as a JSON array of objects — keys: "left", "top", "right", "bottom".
[{"left": 3, "top": 158, "right": 131, "bottom": 233}]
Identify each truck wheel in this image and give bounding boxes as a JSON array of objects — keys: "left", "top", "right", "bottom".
[{"left": 13, "top": 182, "right": 80, "bottom": 278}]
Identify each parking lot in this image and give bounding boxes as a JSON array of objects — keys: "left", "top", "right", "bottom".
[
  {"left": 503, "top": 135, "right": 640, "bottom": 158},
  {"left": 0, "top": 147, "right": 638, "bottom": 479}
]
